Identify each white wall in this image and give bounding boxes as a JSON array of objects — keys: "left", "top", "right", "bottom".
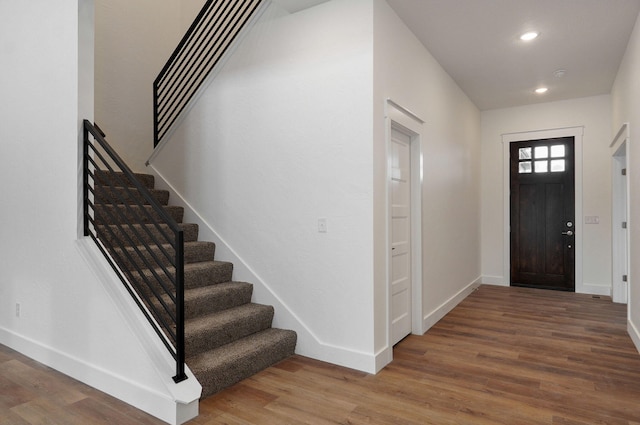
[
  {"left": 612, "top": 11, "right": 640, "bottom": 350},
  {"left": 0, "top": 2, "right": 197, "bottom": 423},
  {"left": 95, "top": 0, "right": 253, "bottom": 171},
  {"left": 151, "top": 0, "right": 378, "bottom": 371},
  {"left": 95, "top": 0, "right": 184, "bottom": 171},
  {"left": 149, "top": 0, "right": 482, "bottom": 372},
  {"left": 480, "top": 95, "right": 613, "bottom": 294},
  {"left": 180, "top": 0, "right": 206, "bottom": 31},
  {"left": 373, "top": 0, "right": 482, "bottom": 356}
]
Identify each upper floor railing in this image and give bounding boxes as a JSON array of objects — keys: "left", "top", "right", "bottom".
[{"left": 153, "top": 0, "right": 264, "bottom": 147}]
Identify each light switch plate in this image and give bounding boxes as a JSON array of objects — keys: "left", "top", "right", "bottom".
[{"left": 584, "top": 216, "right": 600, "bottom": 224}]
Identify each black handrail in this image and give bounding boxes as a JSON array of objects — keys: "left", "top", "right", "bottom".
[
  {"left": 83, "top": 120, "right": 187, "bottom": 383},
  {"left": 153, "top": 0, "right": 264, "bottom": 147}
]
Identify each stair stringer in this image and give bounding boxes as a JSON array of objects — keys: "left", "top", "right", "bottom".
[
  {"left": 149, "top": 165, "right": 387, "bottom": 374},
  {"left": 76, "top": 238, "right": 201, "bottom": 425}
]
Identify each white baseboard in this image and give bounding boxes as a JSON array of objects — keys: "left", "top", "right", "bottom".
[
  {"left": 577, "top": 283, "right": 612, "bottom": 297},
  {"left": 294, "top": 338, "right": 381, "bottom": 374},
  {"left": 374, "top": 346, "right": 393, "bottom": 373},
  {"left": 628, "top": 319, "right": 640, "bottom": 355},
  {"left": 0, "top": 326, "right": 187, "bottom": 424},
  {"left": 422, "top": 277, "right": 481, "bottom": 332},
  {"left": 482, "top": 275, "right": 611, "bottom": 297},
  {"left": 481, "top": 275, "right": 506, "bottom": 286}
]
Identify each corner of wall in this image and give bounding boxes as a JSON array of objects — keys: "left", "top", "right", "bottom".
[
  {"left": 422, "top": 277, "right": 481, "bottom": 332},
  {"left": 628, "top": 319, "right": 640, "bottom": 354}
]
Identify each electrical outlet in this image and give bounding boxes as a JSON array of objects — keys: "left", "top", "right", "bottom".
[
  {"left": 15, "top": 303, "right": 20, "bottom": 318},
  {"left": 318, "top": 218, "right": 328, "bottom": 233}
]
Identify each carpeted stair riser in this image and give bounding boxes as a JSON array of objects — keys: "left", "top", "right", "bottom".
[
  {"left": 185, "top": 304, "right": 275, "bottom": 356},
  {"left": 183, "top": 282, "right": 253, "bottom": 319},
  {"left": 94, "top": 170, "right": 155, "bottom": 189},
  {"left": 95, "top": 204, "right": 184, "bottom": 225},
  {"left": 188, "top": 328, "right": 297, "bottom": 398},
  {"left": 183, "top": 261, "right": 234, "bottom": 288},
  {"left": 95, "top": 186, "right": 170, "bottom": 206},
  {"left": 111, "top": 241, "right": 216, "bottom": 271},
  {"left": 95, "top": 223, "right": 199, "bottom": 248},
  {"left": 128, "top": 260, "right": 234, "bottom": 302},
  {"left": 148, "top": 282, "right": 254, "bottom": 334}
]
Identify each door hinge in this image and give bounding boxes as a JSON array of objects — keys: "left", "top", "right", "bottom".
[
  {"left": 622, "top": 221, "right": 628, "bottom": 229},
  {"left": 623, "top": 274, "right": 628, "bottom": 282},
  {"left": 622, "top": 168, "right": 627, "bottom": 176}
]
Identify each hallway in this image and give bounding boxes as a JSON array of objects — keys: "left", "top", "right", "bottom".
[
  {"left": 2, "top": 285, "right": 638, "bottom": 424},
  {"left": 197, "top": 285, "right": 639, "bottom": 424}
]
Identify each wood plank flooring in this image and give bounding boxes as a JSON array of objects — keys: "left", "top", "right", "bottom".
[
  {"left": 2, "top": 285, "right": 640, "bottom": 424},
  {"left": 196, "top": 286, "right": 640, "bottom": 424},
  {"left": 0, "top": 344, "right": 162, "bottom": 424}
]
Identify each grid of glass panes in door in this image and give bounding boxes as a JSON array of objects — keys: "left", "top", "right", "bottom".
[{"left": 518, "top": 144, "right": 566, "bottom": 174}]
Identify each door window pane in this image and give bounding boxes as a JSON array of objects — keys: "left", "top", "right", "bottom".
[
  {"left": 550, "top": 159, "right": 565, "bottom": 172},
  {"left": 535, "top": 146, "right": 549, "bottom": 159},
  {"left": 551, "top": 145, "right": 565, "bottom": 158},
  {"left": 519, "top": 161, "right": 532, "bottom": 173},
  {"left": 519, "top": 147, "right": 532, "bottom": 160},
  {"left": 534, "top": 160, "right": 548, "bottom": 173}
]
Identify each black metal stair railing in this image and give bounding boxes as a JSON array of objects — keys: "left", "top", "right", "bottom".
[
  {"left": 83, "top": 120, "right": 187, "bottom": 383},
  {"left": 153, "top": 0, "right": 263, "bottom": 147}
]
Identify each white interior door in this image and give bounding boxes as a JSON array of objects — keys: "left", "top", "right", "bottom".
[
  {"left": 612, "top": 143, "right": 629, "bottom": 304},
  {"left": 391, "top": 127, "right": 412, "bottom": 345}
]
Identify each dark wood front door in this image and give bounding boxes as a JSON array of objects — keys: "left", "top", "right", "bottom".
[{"left": 510, "top": 137, "right": 575, "bottom": 291}]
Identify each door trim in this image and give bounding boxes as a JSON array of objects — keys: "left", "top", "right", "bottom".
[
  {"left": 385, "top": 100, "right": 424, "bottom": 348},
  {"left": 611, "top": 123, "right": 630, "bottom": 303},
  {"left": 502, "top": 126, "right": 585, "bottom": 293}
]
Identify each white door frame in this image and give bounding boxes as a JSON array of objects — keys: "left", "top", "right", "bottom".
[
  {"left": 502, "top": 126, "right": 585, "bottom": 292},
  {"left": 390, "top": 126, "right": 413, "bottom": 345},
  {"left": 385, "top": 99, "right": 424, "bottom": 346},
  {"left": 611, "top": 123, "right": 630, "bottom": 304}
]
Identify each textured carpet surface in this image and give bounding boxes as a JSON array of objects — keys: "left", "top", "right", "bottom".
[{"left": 93, "top": 171, "right": 296, "bottom": 398}]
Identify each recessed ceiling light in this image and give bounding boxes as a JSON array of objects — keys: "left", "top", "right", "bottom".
[
  {"left": 554, "top": 69, "right": 566, "bottom": 78},
  {"left": 520, "top": 31, "right": 539, "bottom": 41},
  {"left": 535, "top": 87, "right": 548, "bottom": 94}
]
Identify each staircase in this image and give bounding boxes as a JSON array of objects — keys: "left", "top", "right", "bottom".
[{"left": 94, "top": 170, "right": 297, "bottom": 398}]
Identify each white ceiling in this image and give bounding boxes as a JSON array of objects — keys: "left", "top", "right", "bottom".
[
  {"left": 274, "top": 0, "right": 640, "bottom": 111},
  {"left": 386, "top": 0, "right": 640, "bottom": 110},
  {"left": 273, "top": 0, "right": 330, "bottom": 13}
]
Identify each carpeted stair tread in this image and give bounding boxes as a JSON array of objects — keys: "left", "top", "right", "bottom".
[
  {"left": 111, "top": 241, "right": 215, "bottom": 270},
  {"left": 96, "top": 222, "right": 199, "bottom": 247},
  {"left": 182, "top": 241, "right": 216, "bottom": 263},
  {"left": 183, "top": 281, "right": 253, "bottom": 319},
  {"left": 188, "top": 328, "right": 297, "bottom": 398},
  {"left": 183, "top": 261, "right": 234, "bottom": 288},
  {"left": 185, "top": 303, "right": 274, "bottom": 355},
  {"left": 130, "top": 261, "right": 234, "bottom": 297},
  {"left": 95, "top": 186, "right": 170, "bottom": 206},
  {"left": 94, "top": 170, "right": 155, "bottom": 189},
  {"left": 94, "top": 204, "right": 184, "bottom": 225}
]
